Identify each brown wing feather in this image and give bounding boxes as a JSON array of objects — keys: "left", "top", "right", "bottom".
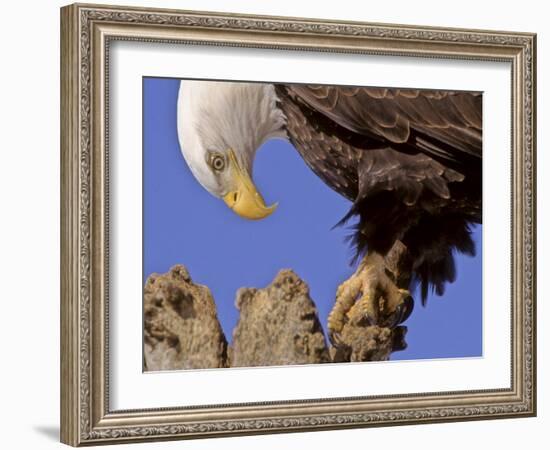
[{"left": 287, "top": 85, "right": 482, "bottom": 160}]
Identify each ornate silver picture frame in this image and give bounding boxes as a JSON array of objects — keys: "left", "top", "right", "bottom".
[{"left": 60, "top": 3, "right": 536, "bottom": 446}]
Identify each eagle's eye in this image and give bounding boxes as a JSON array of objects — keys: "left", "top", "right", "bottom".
[{"left": 208, "top": 152, "right": 226, "bottom": 172}]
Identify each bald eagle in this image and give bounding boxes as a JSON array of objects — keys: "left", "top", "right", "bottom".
[{"left": 177, "top": 80, "right": 481, "bottom": 339}]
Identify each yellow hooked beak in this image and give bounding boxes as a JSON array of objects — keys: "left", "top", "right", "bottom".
[{"left": 223, "top": 150, "right": 277, "bottom": 220}]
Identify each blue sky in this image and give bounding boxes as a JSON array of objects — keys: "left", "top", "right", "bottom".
[{"left": 143, "top": 77, "right": 482, "bottom": 361}]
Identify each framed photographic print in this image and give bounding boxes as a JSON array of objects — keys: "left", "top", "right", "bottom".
[{"left": 60, "top": 3, "right": 537, "bottom": 446}]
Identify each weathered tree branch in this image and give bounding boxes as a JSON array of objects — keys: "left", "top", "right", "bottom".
[{"left": 144, "top": 252, "right": 413, "bottom": 371}]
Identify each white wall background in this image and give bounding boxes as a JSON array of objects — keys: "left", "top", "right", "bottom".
[{"left": 0, "top": 0, "right": 546, "bottom": 448}]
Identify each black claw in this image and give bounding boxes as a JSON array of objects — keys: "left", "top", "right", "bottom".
[
  {"left": 384, "top": 295, "right": 414, "bottom": 328},
  {"left": 398, "top": 295, "right": 414, "bottom": 324}
]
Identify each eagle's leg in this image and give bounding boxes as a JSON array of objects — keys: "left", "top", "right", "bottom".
[
  {"left": 328, "top": 241, "right": 414, "bottom": 345},
  {"left": 345, "top": 252, "right": 412, "bottom": 327}
]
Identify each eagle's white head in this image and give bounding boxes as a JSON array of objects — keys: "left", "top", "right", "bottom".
[{"left": 177, "top": 80, "right": 287, "bottom": 220}]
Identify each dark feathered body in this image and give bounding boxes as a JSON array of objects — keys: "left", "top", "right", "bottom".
[{"left": 275, "top": 84, "right": 482, "bottom": 302}]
